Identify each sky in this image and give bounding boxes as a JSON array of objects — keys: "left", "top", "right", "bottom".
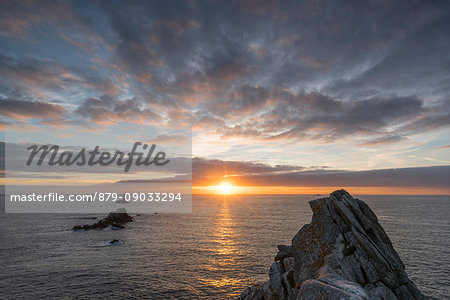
[{"left": 0, "top": 0, "right": 449, "bottom": 194}]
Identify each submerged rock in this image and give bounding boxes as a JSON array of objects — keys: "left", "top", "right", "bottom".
[
  {"left": 73, "top": 208, "right": 133, "bottom": 230},
  {"left": 239, "top": 190, "right": 428, "bottom": 300}
]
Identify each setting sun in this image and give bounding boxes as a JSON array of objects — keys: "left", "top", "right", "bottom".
[{"left": 216, "top": 181, "right": 235, "bottom": 194}]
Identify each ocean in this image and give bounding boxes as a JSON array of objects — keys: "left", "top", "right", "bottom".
[{"left": 0, "top": 195, "right": 448, "bottom": 299}]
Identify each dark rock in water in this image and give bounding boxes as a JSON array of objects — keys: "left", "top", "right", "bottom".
[
  {"left": 73, "top": 208, "right": 133, "bottom": 230},
  {"left": 109, "top": 239, "right": 120, "bottom": 244},
  {"left": 239, "top": 190, "right": 428, "bottom": 300}
]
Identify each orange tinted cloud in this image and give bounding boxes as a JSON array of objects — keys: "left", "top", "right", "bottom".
[{"left": 0, "top": 99, "right": 65, "bottom": 121}]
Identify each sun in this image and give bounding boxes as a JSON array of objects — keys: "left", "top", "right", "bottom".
[{"left": 216, "top": 181, "right": 235, "bottom": 194}]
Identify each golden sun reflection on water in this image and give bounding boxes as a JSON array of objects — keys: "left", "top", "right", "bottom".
[{"left": 200, "top": 199, "right": 244, "bottom": 290}]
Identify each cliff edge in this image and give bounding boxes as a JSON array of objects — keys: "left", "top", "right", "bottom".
[{"left": 239, "top": 190, "right": 427, "bottom": 300}]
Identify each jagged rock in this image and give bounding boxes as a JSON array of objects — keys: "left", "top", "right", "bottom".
[
  {"left": 275, "top": 244, "right": 293, "bottom": 261},
  {"left": 298, "top": 273, "right": 369, "bottom": 300},
  {"left": 282, "top": 271, "right": 297, "bottom": 299},
  {"left": 365, "top": 282, "right": 397, "bottom": 300},
  {"left": 269, "top": 262, "right": 285, "bottom": 299},
  {"left": 72, "top": 208, "right": 133, "bottom": 230},
  {"left": 239, "top": 282, "right": 270, "bottom": 300},
  {"left": 239, "top": 190, "right": 428, "bottom": 300},
  {"left": 283, "top": 257, "right": 295, "bottom": 272}
]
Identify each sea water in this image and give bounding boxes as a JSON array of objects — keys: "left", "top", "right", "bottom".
[{"left": 0, "top": 195, "right": 448, "bottom": 299}]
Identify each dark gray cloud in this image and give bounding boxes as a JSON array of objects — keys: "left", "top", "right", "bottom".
[
  {"left": 358, "top": 134, "right": 406, "bottom": 147},
  {"left": 193, "top": 156, "right": 306, "bottom": 178},
  {"left": 0, "top": 98, "right": 65, "bottom": 121},
  {"left": 74, "top": 95, "right": 163, "bottom": 125},
  {"left": 0, "top": 54, "right": 122, "bottom": 98},
  {"left": 237, "top": 165, "right": 450, "bottom": 188},
  {"left": 192, "top": 157, "right": 450, "bottom": 189},
  {"left": 211, "top": 90, "right": 430, "bottom": 143}
]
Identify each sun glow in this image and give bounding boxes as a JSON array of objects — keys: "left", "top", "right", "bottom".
[{"left": 216, "top": 181, "right": 235, "bottom": 194}]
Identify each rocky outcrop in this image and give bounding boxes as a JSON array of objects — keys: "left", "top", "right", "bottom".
[
  {"left": 239, "top": 190, "right": 428, "bottom": 300},
  {"left": 72, "top": 208, "right": 133, "bottom": 230}
]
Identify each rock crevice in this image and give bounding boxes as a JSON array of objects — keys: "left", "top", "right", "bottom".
[{"left": 239, "top": 190, "right": 427, "bottom": 300}]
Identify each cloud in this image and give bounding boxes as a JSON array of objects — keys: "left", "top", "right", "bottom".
[
  {"left": 74, "top": 95, "right": 163, "bottom": 126},
  {"left": 0, "top": 98, "right": 65, "bottom": 121},
  {"left": 234, "top": 166, "right": 450, "bottom": 189},
  {"left": 191, "top": 157, "right": 450, "bottom": 189},
  {"left": 0, "top": 0, "right": 75, "bottom": 37},
  {"left": 201, "top": 89, "right": 429, "bottom": 143},
  {"left": 192, "top": 157, "right": 309, "bottom": 183},
  {"left": 146, "top": 134, "right": 190, "bottom": 145},
  {"left": 0, "top": 54, "right": 121, "bottom": 98},
  {"left": 432, "top": 145, "right": 450, "bottom": 150},
  {"left": 0, "top": 0, "right": 449, "bottom": 159},
  {"left": 358, "top": 134, "right": 406, "bottom": 147},
  {"left": 159, "top": 18, "right": 201, "bottom": 35}
]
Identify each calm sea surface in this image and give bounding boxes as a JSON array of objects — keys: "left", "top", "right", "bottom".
[{"left": 0, "top": 195, "right": 449, "bottom": 299}]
